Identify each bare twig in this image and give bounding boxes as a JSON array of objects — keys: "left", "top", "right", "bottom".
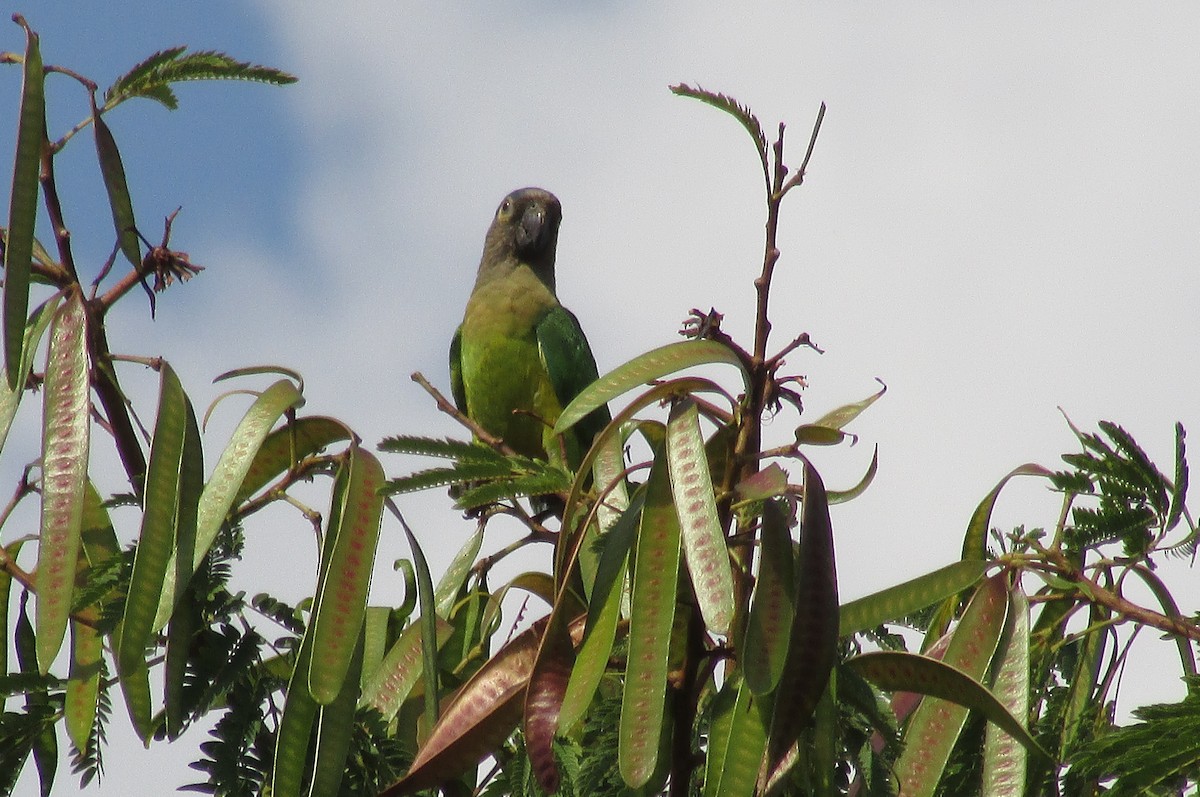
[
  {"left": 233, "top": 455, "right": 338, "bottom": 522},
  {"left": 40, "top": 125, "right": 80, "bottom": 285},
  {"left": 411, "top": 370, "right": 516, "bottom": 457},
  {"left": 776, "top": 102, "right": 826, "bottom": 199},
  {"left": 1020, "top": 554, "right": 1200, "bottom": 644},
  {"left": 767, "top": 331, "right": 823, "bottom": 368},
  {"left": 471, "top": 530, "right": 554, "bottom": 576}
]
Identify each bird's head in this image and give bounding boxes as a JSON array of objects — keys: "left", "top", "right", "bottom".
[{"left": 481, "top": 187, "right": 562, "bottom": 286}]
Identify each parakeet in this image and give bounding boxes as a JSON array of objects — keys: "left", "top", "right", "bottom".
[{"left": 449, "top": 187, "right": 610, "bottom": 473}]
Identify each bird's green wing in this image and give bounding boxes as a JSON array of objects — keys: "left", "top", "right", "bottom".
[
  {"left": 449, "top": 325, "right": 467, "bottom": 413},
  {"left": 536, "top": 306, "right": 611, "bottom": 452}
]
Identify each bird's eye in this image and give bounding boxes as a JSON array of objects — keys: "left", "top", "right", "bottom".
[{"left": 498, "top": 198, "right": 513, "bottom": 217}]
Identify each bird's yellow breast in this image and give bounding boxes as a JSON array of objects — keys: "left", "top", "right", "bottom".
[{"left": 458, "top": 267, "right": 562, "bottom": 460}]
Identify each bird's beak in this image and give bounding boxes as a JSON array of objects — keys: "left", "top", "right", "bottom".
[{"left": 515, "top": 203, "right": 548, "bottom": 253}]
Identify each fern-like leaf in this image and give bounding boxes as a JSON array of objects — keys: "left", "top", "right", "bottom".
[
  {"left": 250, "top": 594, "right": 305, "bottom": 635},
  {"left": 0, "top": 672, "right": 65, "bottom": 697},
  {"left": 378, "top": 434, "right": 505, "bottom": 463},
  {"left": 107, "top": 47, "right": 187, "bottom": 99},
  {"left": 1069, "top": 675, "right": 1200, "bottom": 794},
  {"left": 455, "top": 469, "right": 572, "bottom": 508},
  {"left": 70, "top": 552, "right": 126, "bottom": 615},
  {"left": 339, "top": 707, "right": 414, "bottom": 795},
  {"left": 0, "top": 705, "right": 58, "bottom": 794},
  {"left": 1049, "top": 469, "right": 1094, "bottom": 494},
  {"left": 105, "top": 47, "right": 297, "bottom": 110},
  {"left": 383, "top": 459, "right": 523, "bottom": 495},
  {"left": 185, "top": 666, "right": 275, "bottom": 797},
  {"left": 1068, "top": 505, "right": 1155, "bottom": 553},
  {"left": 1100, "top": 421, "right": 1165, "bottom": 500},
  {"left": 670, "top": 83, "right": 769, "bottom": 179}
]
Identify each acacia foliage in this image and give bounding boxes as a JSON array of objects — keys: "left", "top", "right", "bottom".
[{"left": 0, "top": 18, "right": 1198, "bottom": 797}]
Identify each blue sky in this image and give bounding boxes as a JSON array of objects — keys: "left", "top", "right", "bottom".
[{"left": 7, "top": 3, "right": 1200, "bottom": 794}]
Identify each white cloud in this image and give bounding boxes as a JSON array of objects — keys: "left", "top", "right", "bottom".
[{"left": 254, "top": 0, "right": 1200, "bottom": 668}]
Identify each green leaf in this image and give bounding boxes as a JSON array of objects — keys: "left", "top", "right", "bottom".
[
  {"left": 4, "top": 18, "right": 44, "bottom": 390},
  {"left": 235, "top": 415, "right": 351, "bottom": 502},
  {"left": 762, "top": 462, "right": 839, "bottom": 786},
  {"left": 309, "top": 629, "right": 365, "bottom": 797},
  {"left": 92, "top": 104, "right": 141, "bottom": 269},
  {"left": 703, "top": 673, "right": 768, "bottom": 797},
  {"left": 891, "top": 573, "right": 1011, "bottom": 797},
  {"left": 382, "top": 461, "right": 515, "bottom": 496},
  {"left": 360, "top": 617, "right": 452, "bottom": 720},
  {"left": 839, "top": 560, "right": 988, "bottom": 636},
  {"left": 1069, "top": 675, "right": 1200, "bottom": 794},
  {"left": 105, "top": 47, "right": 298, "bottom": 110},
  {"left": 308, "top": 445, "right": 385, "bottom": 704},
  {"left": 119, "top": 363, "right": 190, "bottom": 677},
  {"left": 809, "top": 379, "right": 887, "bottom": 431},
  {"left": 398, "top": 512, "right": 440, "bottom": 733},
  {"left": 846, "top": 650, "right": 1047, "bottom": 760},
  {"left": 378, "top": 434, "right": 505, "bottom": 463},
  {"left": 272, "top": 619, "right": 319, "bottom": 797},
  {"left": 827, "top": 444, "right": 879, "bottom": 504},
  {"left": 103, "top": 46, "right": 186, "bottom": 110},
  {"left": 1099, "top": 420, "right": 1167, "bottom": 509},
  {"left": 36, "top": 293, "right": 91, "bottom": 672},
  {"left": 0, "top": 295, "right": 60, "bottom": 453},
  {"left": 455, "top": 468, "right": 573, "bottom": 509},
  {"left": 560, "top": 490, "right": 643, "bottom": 733},
  {"left": 667, "top": 398, "right": 734, "bottom": 635},
  {"left": 982, "top": 583, "right": 1030, "bottom": 797},
  {"left": 153, "top": 378, "right": 303, "bottom": 629},
  {"left": 620, "top": 447, "right": 682, "bottom": 788},
  {"left": 742, "top": 499, "right": 795, "bottom": 695},
  {"left": 1167, "top": 421, "right": 1188, "bottom": 531},
  {"left": 65, "top": 619, "right": 103, "bottom": 753},
  {"left": 434, "top": 524, "right": 484, "bottom": 618},
  {"left": 670, "top": 83, "right": 769, "bottom": 183},
  {"left": 556, "top": 340, "right": 745, "bottom": 435},
  {"left": 963, "top": 463, "right": 1052, "bottom": 560}
]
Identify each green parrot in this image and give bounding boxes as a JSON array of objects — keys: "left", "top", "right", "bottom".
[{"left": 449, "top": 187, "right": 610, "bottom": 473}]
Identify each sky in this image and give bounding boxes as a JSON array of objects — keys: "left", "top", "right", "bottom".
[{"left": 5, "top": 3, "right": 1200, "bottom": 794}]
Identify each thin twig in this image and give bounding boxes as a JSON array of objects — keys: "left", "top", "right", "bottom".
[
  {"left": 776, "top": 102, "right": 826, "bottom": 199},
  {"left": 411, "top": 370, "right": 516, "bottom": 456},
  {"left": 471, "top": 530, "right": 553, "bottom": 576},
  {"left": 1023, "top": 555, "right": 1200, "bottom": 644},
  {"left": 40, "top": 125, "right": 81, "bottom": 285},
  {"left": 767, "top": 331, "right": 823, "bottom": 369}
]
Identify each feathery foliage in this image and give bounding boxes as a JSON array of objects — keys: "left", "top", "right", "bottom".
[{"left": 105, "top": 47, "right": 297, "bottom": 111}]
